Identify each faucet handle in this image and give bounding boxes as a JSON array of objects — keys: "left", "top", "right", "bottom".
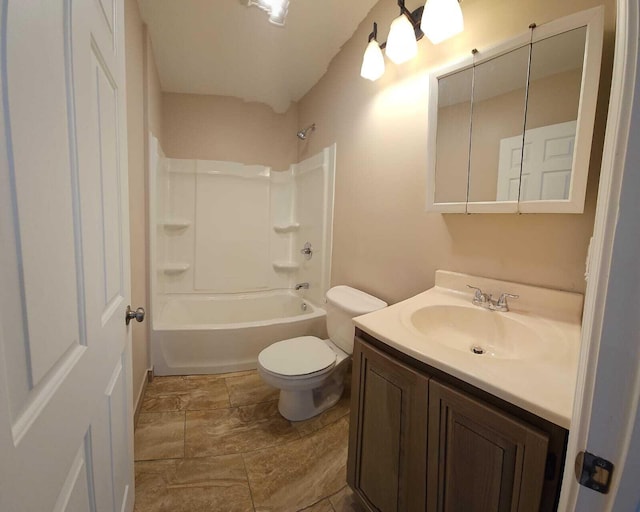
[
  {"left": 467, "top": 285, "right": 489, "bottom": 303},
  {"left": 496, "top": 292, "right": 519, "bottom": 308}
]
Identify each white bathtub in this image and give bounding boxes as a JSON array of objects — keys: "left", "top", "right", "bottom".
[{"left": 151, "top": 291, "right": 327, "bottom": 375}]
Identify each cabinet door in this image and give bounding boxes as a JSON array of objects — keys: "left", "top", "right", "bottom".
[
  {"left": 348, "top": 338, "right": 429, "bottom": 512},
  {"left": 428, "top": 380, "right": 549, "bottom": 512}
]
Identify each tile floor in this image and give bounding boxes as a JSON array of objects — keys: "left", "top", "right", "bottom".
[{"left": 134, "top": 369, "right": 365, "bottom": 512}]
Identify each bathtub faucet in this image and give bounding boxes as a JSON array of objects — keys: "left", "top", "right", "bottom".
[{"left": 295, "top": 282, "right": 309, "bottom": 290}]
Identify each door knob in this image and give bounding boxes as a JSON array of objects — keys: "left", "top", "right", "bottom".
[{"left": 125, "top": 305, "right": 145, "bottom": 326}]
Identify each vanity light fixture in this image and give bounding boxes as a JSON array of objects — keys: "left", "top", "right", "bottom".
[
  {"left": 421, "top": 0, "right": 464, "bottom": 44},
  {"left": 386, "top": 0, "right": 423, "bottom": 64},
  {"left": 360, "top": 23, "right": 386, "bottom": 81},
  {"left": 360, "top": 0, "right": 463, "bottom": 80},
  {"left": 246, "top": 0, "right": 290, "bottom": 26}
]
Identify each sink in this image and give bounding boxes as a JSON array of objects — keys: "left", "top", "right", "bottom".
[
  {"left": 406, "top": 305, "right": 549, "bottom": 360},
  {"left": 353, "top": 270, "right": 584, "bottom": 427}
]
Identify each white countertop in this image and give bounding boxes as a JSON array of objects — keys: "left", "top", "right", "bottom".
[{"left": 353, "top": 271, "right": 583, "bottom": 428}]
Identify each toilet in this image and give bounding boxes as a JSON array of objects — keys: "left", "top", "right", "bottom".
[{"left": 257, "top": 286, "right": 387, "bottom": 421}]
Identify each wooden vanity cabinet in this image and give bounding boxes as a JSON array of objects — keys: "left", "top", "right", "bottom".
[
  {"left": 428, "top": 380, "right": 548, "bottom": 512},
  {"left": 348, "top": 333, "right": 568, "bottom": 512},
  {"left": 347, "top": 336, "right": 429, "bottom": 511}
]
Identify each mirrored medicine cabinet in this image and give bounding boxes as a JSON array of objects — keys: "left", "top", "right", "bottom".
[{"left": 426, "top": 7, "right": 604, "bottom": 214}]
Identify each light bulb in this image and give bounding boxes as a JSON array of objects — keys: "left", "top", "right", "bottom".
[
  {"left": 248, "top": 0, "right": 289, "bottom": 26},
  {"left": 269, "top": 9, "right": 285, "bottom": 25},
  {"left": 385, "top": 14, "right": 418, "bottom": 64},
  {"left": 421, "top": 0, "right": 464, "bottom": 45},
  {"left": 360, "top": 40, "right": 385, "bottom": 81}
]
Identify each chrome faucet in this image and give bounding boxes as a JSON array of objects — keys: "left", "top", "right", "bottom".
[
  {"left": 495, "top": 292, "right": 519, "bottom": 312},
  {"left": 295, "top": 282, "right": 309, "bottom": 290},
  {"left": 467, "top": 285, "right": 519, "bottom": 312}
]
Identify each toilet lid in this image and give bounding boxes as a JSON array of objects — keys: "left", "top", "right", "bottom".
[{"left": 259, "top": 336, "right": 337, "bottom": 376}]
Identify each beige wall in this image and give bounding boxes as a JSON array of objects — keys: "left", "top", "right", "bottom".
[
  {"left": 146, "top": 35, "right": 163, "bottom": 140},
  {"left": 125, "top": 0, "right": 163, "bottom": 410},
  {"left": 162, "top": 93, "right": 299, "bottom": 170},
  {"left": 297, "top": 0, "right": 615, "bottom": 304}
]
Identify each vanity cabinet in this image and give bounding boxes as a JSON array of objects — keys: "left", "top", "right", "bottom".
[
  {"left": 347, "top": 333, "right": 567, "bottom": 512},
  {"left": 427, "top": 381, "right": 548, "bottom": 512},
  {"left": 347, "top": 337, "right": 429, "bottom": 511}
]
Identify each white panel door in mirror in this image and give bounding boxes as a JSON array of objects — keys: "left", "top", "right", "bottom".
[
  {"left": 499, "top": 121, "right": 576, "bottom": 201},
  {"left": 520, "top": 27, "right": 586, "bottom": 205}
]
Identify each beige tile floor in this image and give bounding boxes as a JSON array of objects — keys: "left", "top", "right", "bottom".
[{"left": 134, "top": 369, "right": 365, "bottom": 512}]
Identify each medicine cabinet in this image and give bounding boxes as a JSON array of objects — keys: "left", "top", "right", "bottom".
[{"left": 426, "top": 7, "right": 604, "bottom": 214}]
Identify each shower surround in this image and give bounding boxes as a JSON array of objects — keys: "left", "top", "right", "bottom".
[{"left": 149, "top": 136, "right": 336, "bottom": 374}]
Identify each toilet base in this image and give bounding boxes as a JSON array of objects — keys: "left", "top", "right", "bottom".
[{"left": 275, "top": 363, "right": 347, "bottom": 421}]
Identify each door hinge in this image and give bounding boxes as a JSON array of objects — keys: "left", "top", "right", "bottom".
[{"left": 575, "top": 451, "right": 614, "bottom": 494}]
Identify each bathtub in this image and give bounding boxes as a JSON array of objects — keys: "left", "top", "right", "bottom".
[{"left": 151, "top": 290, "right": 327, "bottom": 375}]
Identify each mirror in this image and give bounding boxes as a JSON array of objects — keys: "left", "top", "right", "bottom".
[
  {"left": 518, "top": 27, "right": 586, "bottom": 203},
  {"left": 426, "top": 7, "right": 603, "bottom": 214},
  {"left": 434, "top": 68, "right": 473, "bottom": 205},
  {"left": 468, "top": 46, "right": 530, "bottom": 207}
]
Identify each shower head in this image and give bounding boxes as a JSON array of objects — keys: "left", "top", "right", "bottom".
[{"left": 296, "top": 123, "right": 316, "bottom": 140}]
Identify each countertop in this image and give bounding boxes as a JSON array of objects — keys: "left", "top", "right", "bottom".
[{"left": 353, "top": 270, "right": 583, "bottom": 428}]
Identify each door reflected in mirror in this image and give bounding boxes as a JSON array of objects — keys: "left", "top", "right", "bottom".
[
  {"left": 468, "top": 46, "right": 530, "bottom": 204},
  {"left": 434, "top": 68, "right": 473, "bottom": 205},
  {"left": 517, "top": 27, "right": 587, "bottom": 202}
]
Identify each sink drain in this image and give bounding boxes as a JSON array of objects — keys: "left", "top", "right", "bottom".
[{"left": 471, "top": 345, "right": 485, "bottom": 355}]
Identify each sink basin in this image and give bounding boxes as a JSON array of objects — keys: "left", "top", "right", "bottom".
[
  {"left": 353, "top": 271, "right": 583, "bottom": 427},
  {"left": 406, "top": 305, "right": 549, "bottom": 360}
]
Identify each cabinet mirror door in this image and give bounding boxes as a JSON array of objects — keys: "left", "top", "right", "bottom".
[
  {"left": 518, "top": 27, "right": 587, "bottom": 209},
  {"left": 467, "top": 46, "right": 530, "bottom": 212},
  {"left": 426, "top": 7, "right": 603, "bottom": 214},
  {"left": 432, "top": 68, "right": 473, "bottom": 209}
]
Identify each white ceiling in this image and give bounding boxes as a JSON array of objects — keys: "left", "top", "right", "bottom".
[{"left": 137, "top": 0, "right": 379, "bottom": 113}]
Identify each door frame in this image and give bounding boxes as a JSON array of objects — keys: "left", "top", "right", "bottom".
[{"left": 558, "top": 0, "right": 640, "bottom": 509}]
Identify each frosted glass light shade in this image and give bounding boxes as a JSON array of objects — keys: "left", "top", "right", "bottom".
[
  {"left": 267, "top": 0, "right": 289, "bottom": 25},
  {"left": 360, "top": 40, "right": 385, "bottom": 81},
  {"left": 421, "top": 0, "right": 464, "bottom": 44},
  {"left": 248, "top": 0, "right": 289, "bottom": 26},
  {"left": 386, "top": 14, "right": 418, "bottom": 64}
]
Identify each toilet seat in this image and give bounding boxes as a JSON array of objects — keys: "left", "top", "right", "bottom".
[{"left": 258, "top": 336, "right": 336, "bottom": 377}]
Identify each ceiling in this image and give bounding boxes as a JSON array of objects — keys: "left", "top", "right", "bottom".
[{"left": 137, "top": 0, "right": 380, "bottom": 113}]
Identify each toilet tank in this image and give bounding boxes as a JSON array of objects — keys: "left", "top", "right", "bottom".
[{"left": 325, "top": 286, "right": 387, "bottom": 354}]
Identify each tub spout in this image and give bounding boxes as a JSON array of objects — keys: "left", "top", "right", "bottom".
[{"left": 295, "top": 282, "right": 309, "bottom": 290}]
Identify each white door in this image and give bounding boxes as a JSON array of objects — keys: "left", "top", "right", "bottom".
[
  {"left": 497, "top": 120, "right": 577, "bottom": 201},
  {"left": 497, "top": 134, "right": 527, "bottom": 201},
  {"left": 0, "top": 0, "right": 133, "bottom": 511},
  {"left": 558, "top": 0, "right": 640, "bottom": 510}
]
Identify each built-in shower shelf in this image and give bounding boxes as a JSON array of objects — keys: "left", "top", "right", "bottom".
[
  {"left": 273, "top": 223, "right": 300, "bottom": 234},
  {"left": 272, "top": 261, "right": 300, "bottom": 272},
  {"left": 159, "top": 263, "right": 190, "bottom": 275},
  {"left": 161, "top": 219, "right": 191, "bottom": 230}
]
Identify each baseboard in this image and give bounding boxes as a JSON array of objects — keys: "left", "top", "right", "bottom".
[{"left": 134, "top": 369, "right": 153, "bottom": 428}]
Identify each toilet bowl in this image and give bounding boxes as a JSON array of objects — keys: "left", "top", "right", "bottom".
[{"left": 257, "top": 286, "right": 387, "bottom": 421}]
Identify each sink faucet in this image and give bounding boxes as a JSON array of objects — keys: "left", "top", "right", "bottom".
[
  {"left": 295, "top": 282, "right": 309, "bottom": 290},
  {"left": 467, "top": 285, "right": 519, "bottom": 312}
]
